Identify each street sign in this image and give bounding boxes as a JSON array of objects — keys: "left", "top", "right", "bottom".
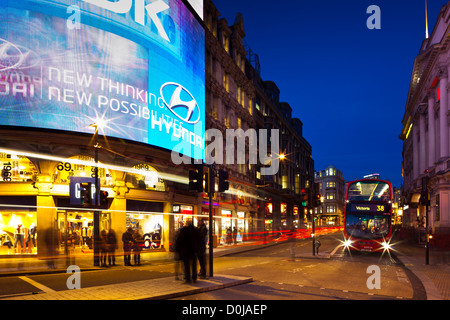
[{"left": 70, "top": 177, "right": 99, "bottom": 206}]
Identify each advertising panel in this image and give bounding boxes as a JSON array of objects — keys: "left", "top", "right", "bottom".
[{"left": 0, "top": 0, "right": 205, "bottom": 160}]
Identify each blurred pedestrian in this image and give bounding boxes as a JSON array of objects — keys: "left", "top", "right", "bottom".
[
  {"left": 173, "top": 227, "right": 182, "bottom": 280},
  {"left": 226, "top": 227, "right": 232, "bottom": 245},
  {"left": 107, "top": 229, "right": 117, "bottom": 266},
  {"left": 197, "top": 221, "right": 208, "bottom": 278},
  {"left": 132, "top": 229, "right": 143, "bottom": 266},
  {"left": 175, "top": 219, "right": 199, "bottom": 283},
  {"left": 122, "top": 227, "right": 134, "bottom": 266},
  {"left": 43, "top": 226, "right": 58, "bottom": 269},
  {"left": 232, "top": 226, "right": 237, "bottom": 244},
  {"left": 99, "top": 229, "right": 108, "bottom": 267}
]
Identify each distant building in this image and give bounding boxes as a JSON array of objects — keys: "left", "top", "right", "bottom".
[
  {"left": 314, "top": 166, "right": 345, "bottom": 226},
  {"left": 399, "top": 3, "right": 450, "bottom": 248}
]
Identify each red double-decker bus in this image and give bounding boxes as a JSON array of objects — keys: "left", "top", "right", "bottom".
[{"left": 343, "top": 179, "right": 393, "bottom": 252}]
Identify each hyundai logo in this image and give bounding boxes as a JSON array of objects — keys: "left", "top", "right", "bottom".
[{"left": 160, "top": 82, "right": 201, "bottom": 124}]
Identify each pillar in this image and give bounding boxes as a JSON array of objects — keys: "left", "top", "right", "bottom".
[
  {"left": 440, "top": 75, "right": 449, "bottom": 159},
  {"left": 35, "top": 174, "right": 56, "bottom": 258},
  {"left": 413, "top": 119, "right": 420, "bottom": 180},
  {"left": 111, "top": 180, "right": 128, "bottom": 255},
  {"left": 419, "top": 112, "right": 426, "bottom": 174},
  {"left": 428, "top": 94, "right": 436, "bottom": 167}
]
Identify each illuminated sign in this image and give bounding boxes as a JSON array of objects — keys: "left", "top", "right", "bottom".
[
  {"left": 349, "top": 204, "right": 389, "bottom": 213},
  {"left": 69, "top": 177, "right": 98, "bottom": 205},
  {"left": 0, "top": 0, "right": 205, "bottom": 160}
]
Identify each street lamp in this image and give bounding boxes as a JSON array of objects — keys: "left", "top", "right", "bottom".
[{"left": 89, "top": 122, "right": 103, "bottom": 267}]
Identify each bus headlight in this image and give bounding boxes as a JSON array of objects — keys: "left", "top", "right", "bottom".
[
  {"left": 381, "top": 241, "right": 391, "bottom": 251},
  {"left": 343, "top": 239, "right": 352, "bottom": 248}
]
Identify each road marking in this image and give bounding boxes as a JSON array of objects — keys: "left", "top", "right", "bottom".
[
  {"left": 19, "top": 276, "right": 55, "bottom": 293},
  {"left": 330, "top": 244, "right": 342, "bottom": 256}
]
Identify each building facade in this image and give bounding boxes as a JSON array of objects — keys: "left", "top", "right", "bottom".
[
  {"left": 204, "top": 0, "right": 315, "bottom": 237},
  {"left": 400, "top": 3, "right": 450, "bottom": 248},
  {"left": 0, "top": 0, "right": 205, "bottom": 259},
  {"left": 314, "top": 166, "right": 345, "bottom": 226},
  {"left": 0, "top": 0, "right": 317, "bottom": 263}
]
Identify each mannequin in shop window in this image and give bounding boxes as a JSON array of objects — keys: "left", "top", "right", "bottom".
[
  {"left": 26, "top": 223, "right": 37, "bottom": 254},
  {"left": 1, "top": 233, "right": 13, "bottom": 254},
  {"left": 14, "top": 224, "right": 25, "bottom": 254}
]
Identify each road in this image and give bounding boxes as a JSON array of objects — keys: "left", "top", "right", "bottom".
[
  {"left": 0, "top": 232, "right": 425, "bottom": 300},
  {"left": 175, "top": 233, "right": 424, "bottom": 300}
]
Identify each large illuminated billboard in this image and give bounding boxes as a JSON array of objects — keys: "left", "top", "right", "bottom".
[{"left": 0, "top": 0, "right": 205, "bottom": 160}]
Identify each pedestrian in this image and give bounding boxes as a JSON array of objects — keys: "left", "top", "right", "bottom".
[
  {"left": 43, "top": 226, "right": 58, "bottom": 269},
  {"left": 122, "top": 227, "right": 134, "bottom": 266},
  {"left": 232, "top": 226, "right": 237, "bottom": 245},
  {"left": 226, "top": 227, "right": 232, "bottom": 245},
  {"left": 197, "top": 221, "right": 208, "bottom": 279},
  {"left": 99, "top": 229, "right": 108, "bottom": 267},
  {"left": 107, "top": 229, "right": 117, "bottom": 266},
  {"left": 175, "top": 219, "right": 199, "bottom": 284},
  {"left": 133, "top": 229, "right": 143, "bottom": 266},
  {"left": 173, "top": 227, "right": 182, "bottom": 280}
]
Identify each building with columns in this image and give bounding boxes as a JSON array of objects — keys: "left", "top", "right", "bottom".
[{"left": 400, "top": 3, "right": 450, "bottom": 247}]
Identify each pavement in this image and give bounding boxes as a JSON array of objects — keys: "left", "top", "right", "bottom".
[{"left": 0, "top": 235, "right": 449, "bottom": 300}]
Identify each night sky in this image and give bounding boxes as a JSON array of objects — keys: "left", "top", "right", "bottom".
[{"left": 212, "top": 0, "right": 447, "bottom": 187}]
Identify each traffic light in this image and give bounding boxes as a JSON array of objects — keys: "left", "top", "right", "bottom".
[
  {"left": 313, "top": 193, "right": 322, "bottom": 207},
  {"left": 189, "top": 164, "right": 204, "bottom": 192},
  {"left": 420, "top": 176, "right": 430, "bottom": 206},
  {"left": 80, "top": 182, "right": 92, "bottom": 207},
  {"left": 100, "top": 190, "right": 109, "bottom": 206},
  {"left": 218, "top": 169, "right": 229, "bottom": 192},
  {"left": 204, "top": 168, "right": 215, "bottom": 195},
  {"left": 301, "top": 188, "right": 309, "bottom": 207}
]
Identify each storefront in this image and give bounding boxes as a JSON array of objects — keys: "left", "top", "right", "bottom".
[
  {"left": 173, "top": 204, "right": 195, "bottom": 230},
  {"left": 281, "top": 203, "right": 287, "bottom": 229},
  {"left": 126, "top": 212, "right": 163, "bottom": 250},
  {"left": 236, "top": 211, "right": 246, "bottom": 242},
  {"left": 56, "top": 210, "right": 110, "bottom": 255},
  {"left": 0, "top": 210, "right": 37, "bottom": 255},
  {"left": 265, "top": 203, "right": 273, "bottom": 232}
]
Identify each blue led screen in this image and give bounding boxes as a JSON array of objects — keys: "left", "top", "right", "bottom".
[{"left": 0, "top": 0, "right": 205, "bottom": 160}]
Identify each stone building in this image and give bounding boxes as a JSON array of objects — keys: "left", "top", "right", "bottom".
[{"left": 400, "top": 3, "right": 450, "bottom": 247}]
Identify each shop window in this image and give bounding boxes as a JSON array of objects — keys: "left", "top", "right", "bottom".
[
  {"left": 57, "top": 211, "right": 110, "bottom": 254},
  {"left": 0, "top": 211, "right": 37, "bottom": 254},
  {"left": 0, "top": 153, "right": 37, "bottom": 182},
  {"left": 126, "top": 213, "right": 163, "bottom": 250},
  {"left": 126, "top": 163, "right": 165, "bottom": 191},
  {"left": 54, "top": 155, "right": 113, "bottom": 186}
]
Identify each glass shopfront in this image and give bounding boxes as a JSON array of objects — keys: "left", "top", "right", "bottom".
[
  {"left": 174, "top": 205, "right": 195, "bottom": 230},
  {"left": 126, "top": 213, "right": 164, "bottom": 250},
  {"left": 57, "top": 211, "right": 110, "bottom": 255},
  {"left": 236, "top": 211, "right": 246, "bottom": 243},
  {"left": 221, "top": 210, "right": 233, "bottom": 245},
  {"left": 0, "top": 211, "right": 37, "bottom": 255}
]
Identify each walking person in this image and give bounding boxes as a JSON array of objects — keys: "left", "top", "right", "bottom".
[
  {"left": 99, "top": 229, "right": 108, "bottom": 267},
  {"left": 173, "top": 227, "right": 182, "bottom": 280},
  {"left": 175, "top": 219, "right": 199, "bottom": 284},
  {"left": 197, "top": 221, "right": 208, "bottom": 279},
  {"left": 232, "top": 226, "right": 237, "bottom": 245},
  {"left": 107, "top": 229, "right": 117, "bottom": 266},
  {"left": 122, "top": 227, "right": 134, "bottom": 266},
  {"left": 132, "top": 229, "right": 143, "bottom": 266}
]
